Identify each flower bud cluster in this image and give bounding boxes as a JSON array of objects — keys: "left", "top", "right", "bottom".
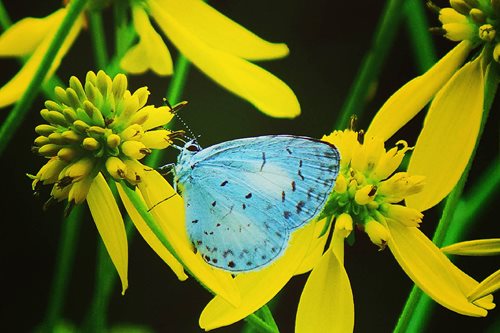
[
  {"left": 29, "top": 71, "right": 175, "bottom": 204},
  {"left": 321, "top": 130, "right": 425, "bottom": 248}
]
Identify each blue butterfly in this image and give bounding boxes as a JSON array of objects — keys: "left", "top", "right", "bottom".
[{"left": 173, "top": 135, "right": 340, "bottom": 272}]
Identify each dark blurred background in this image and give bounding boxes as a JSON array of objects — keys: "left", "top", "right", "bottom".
[{"left": 0, "top": 0, "right": 498, "bottom": 332}]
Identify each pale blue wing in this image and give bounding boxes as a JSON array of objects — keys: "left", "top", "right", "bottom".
[
  {"left": 188, "top": 135, "right": 340, "bottom": 230},
  {"left": 183, "top": 180, "right": 289, "bottom": 272}
]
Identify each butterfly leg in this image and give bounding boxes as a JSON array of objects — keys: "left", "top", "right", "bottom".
[{"left": 157, "top": 163, "right": 176, "bottom": 176}]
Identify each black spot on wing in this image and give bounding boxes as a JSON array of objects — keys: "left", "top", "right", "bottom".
[
  {"left": 220, "top": 180, "right": 228, "bottom": 186},
  {"left": 245, "top": 193, "right": 252, "bottom": 199}
]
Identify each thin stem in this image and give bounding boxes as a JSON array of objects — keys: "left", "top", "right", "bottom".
[
  {"left": 335, "top": 0, "right": 405, "bottom": 130},
  {"left": 88, "top": 10, "right": 109, "bottom": 69},
  {"left": 104, "top": 24, "right": 136, "bottom": 76},
  {"left": 394, "top": 54, "right": 499, "bottom": 333},
  {"left": 42, "top": 205, "right": 84, "bottom": 332},
  {"left": 113, "top": 0, "right": 128, "bottom": 60},
  {"left": 444, "top": 157, "right": 500, "bottom": 245},
  {"left": 0, "top": 0, "right": 88, "bottom": 156},
  {"left": 404, "top": 0, "right": 437, "bottom": 72},
  {"left": 243, "top": 312, "right": 279, "bottom": 333},
  {"left": 0, "top": 0, "right": 12, "bottom": 30}
]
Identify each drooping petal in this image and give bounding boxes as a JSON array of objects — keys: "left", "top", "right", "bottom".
[
  {"left": 442, "top": 239, "right": 500, "bottom": 256},
  {"left": 384, "top": 219, "right": 489, "bottom": 316},
  {"left": 137, "top": 170, "right": 240, "bottom": 306},
  {"left": 295, "top": 219, "right": 330, "bottom": 275},
  {"left": 199, "top": 221, "right": 316, "bottom": 331},
  {"left": 87, "top": 173, "right": 128, "bottom": 294},
  {"left": 120, "top": 5, "right": 173, "bottom": 76},
  {"left": 366, "top": 41, "right": 473, "bottom": 141},
  {"left": 151, "top": 0, "right": 289, "bottom": 61},
  {"left": 148, "top": 0, "right": 300, "bottom": 118},
  {"left": 406, "top": 53, "right": 485, "bottom": 211},
  {"left": 116, "top": 182, "right": 188, "bottom": 281},
  {"left": 468, "top": 269, "right": 500, "bottom": 302},
  {"left": 0, "top": 9, "right": 65, "bottom": 56},
  {"left": 296, "top": 236, "right": 354, "bottom": 333},
  {"left": 0, "top": 9, "right": 83, "bottom": 108}
]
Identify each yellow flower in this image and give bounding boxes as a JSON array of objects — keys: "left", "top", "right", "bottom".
[
  {"left": 28, "top": 70, "right": 187, "bottom": 294},
  {"left": 0, "top": 4, "right": 84, "bottom": 108},
  {"left": 294, "top": 129, "right": 496, "bottom": 332},
  {"left": 366, "top": 0, "right": 500, "bottom": 212},
  {"left": 120, "top": 0, "right": 299, "bottom": 118}
]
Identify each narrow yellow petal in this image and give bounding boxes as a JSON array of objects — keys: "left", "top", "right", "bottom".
[
  {"left": 406, "top": 54, "right": 485, "bottom": 211},
  {"left": 0, "top": 9, "right": 65, "bottom": 56},
  {"left": 468, "top": 269, "right": 500, "bottom": 302},
  {"left": 116, "top": 182, "right": 188, "bottom": 281},
  {"left": 120, "top": 5, "right": 173, "bottom": 76},
  {"left": 151, "top": 0, "right": 289, "bottom": 60},
  {"left": 294, "top": 219, "right": 330, "bottom": 275},
  {"left": 140, "top": 106, "right": 174, "bottom": 131},
  {"left": 296, "top": 248, "right": 354, "bottom": 333},
  {"left": 87, "top": 173, "right": 128, "bottom": 294},
  {"left": 442, "top": 239, "right": 500, "bottom": 256},
  {"left": 0, "top": 10, "right": 83, "bottom": 108},
  {"left": 384, "top": 219, "right": 488, "bottom": 316},
  {"left": 199, "top": 222, "right": 315, "bottom": 330},
  {"left": 366, "top": 41, "right": 473, "bottom": 141},
  {"left": 149, "top": 1, "right": 300, "bottom": 118},
  {"left": 141, "top": 129, "right": 171, "bottom": 149},
  {"left": 137, "top": 170, "right": 240, "bottom": 306}
]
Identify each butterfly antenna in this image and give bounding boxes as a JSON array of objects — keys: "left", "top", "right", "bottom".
[{"left": 163, "top": 98, "right": 199, "bottom": 142}]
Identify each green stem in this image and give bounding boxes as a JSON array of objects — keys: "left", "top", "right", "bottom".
[
  {"left": 0, "top": 0, "right": 88, "bottom": 156},
  {"left": 404, "top": 0, "right": 437, "bottom": 72},
  {"left": 335, "top": 0, "right": 405, "bottom": 130},
  {"left": 243, "top": 311, "right": 279, "bottom": 333},
  {"left": 394, "top": 57, "right": 499, "bottom": 333},
  {"left": 113, "top": 0, "right": 128, "bottom": 60},
  {"left": 444, "top": 157, "right": 500, "bottom": 245},
  {"left": 88, "top": 10, "right": 109, "bottom": 69},
  {"left": 146, "top": 54, "right": 191, "bottom": 168},
  {"left": 42, "top": 205, "right": 84, "bottom": 332},
  {"left": 0, "top": 1, "right": 12, "bottom": 29},
  {"left": 104, "top": 24, "right": 136, "bottom": 76}
]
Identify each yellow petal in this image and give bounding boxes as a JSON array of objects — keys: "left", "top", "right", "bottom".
[
  {"left": 151, "top": 0, "right": 289, "bottom": 60},
  {"left": 0, "top": 9, "right": 65, "bottom": 56},
  {"left": 366, "top": 41, "right": 473, "bottom": 141},
  {"left": 199, "top": 221, "right": 316, "bottom": 330},
  {"left": 141, "top": 129, "right": 171, "bottom": 149},
  {"left": 0, "top": 9, "right": 83, "bottom": 108},
  {"left": 296, "top": 247, "right": 354, "bottom": 333},
  {"left": 442, "top": 239, "right": 500, "bottom": 256},
  {"left": 468, "top": 269, "right": 500, "bottom": 302},
  {"left": 384, "top": 219, "right": 488, "bottom": 316},
  {"left": 120, "top": 5, "right": 173, "bottom": 76},
  {"left": 140, "top": 106, "right": 174, "bottom": 130},
  {"left": 295, "top": 219, "right": 330, "bottom": 275},
  {"left": 87, "top": 173, "right": 128, "bottom": 294},
  {"left": 148, "top": 1, "right": 300, "bottom": 118},
  {"left": 406, "top": 54, "right": 485, "bottom": 211},
  {"left": 116, "top": 182, "right": 188, "bottom": 281},
  {"left": 137, "top": 170, "right": 240, "bottom": 306}
]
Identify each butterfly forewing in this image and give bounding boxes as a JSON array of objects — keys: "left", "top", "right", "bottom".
[{"left": 175, "top": 135, "right": 340, "bottom": 272}]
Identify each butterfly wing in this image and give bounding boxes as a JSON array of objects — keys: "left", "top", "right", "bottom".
[
  {"left": 178, "top": 135, "right": 340, "bottom": 272},
  {"left": 183, "top": 179, "right": 290, "bottom": 272}
]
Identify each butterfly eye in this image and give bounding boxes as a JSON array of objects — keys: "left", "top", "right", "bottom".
[{"left": 186, "top": 144, "right": 200, "bottom": 152}]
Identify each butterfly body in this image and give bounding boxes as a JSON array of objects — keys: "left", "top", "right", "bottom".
[{"left": 174, "top": 135, "right": 340, "bottom": 272}]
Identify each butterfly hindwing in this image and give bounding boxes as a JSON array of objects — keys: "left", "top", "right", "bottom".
[
  {"left": 184, "top": 179, "right": 289, "bottom": 272},
  {"left": 175, "top": 135, "right": 340, "bottom": 272}
]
